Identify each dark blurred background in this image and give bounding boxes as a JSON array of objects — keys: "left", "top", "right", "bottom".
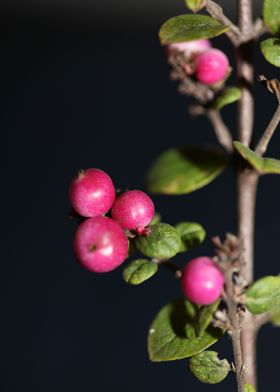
[{"left": 1, "top": 0, "right": 279, "bottom": 391}]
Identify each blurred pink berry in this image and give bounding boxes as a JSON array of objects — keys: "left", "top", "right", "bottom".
[
  {"left": 111, "top": 190, "right": 155, "bottom": 230},
  {"left": 195, "top": 49, "right": 229, "bottom": 85},
  {"left": 69, "top": 168, "right": 115, "bottom": 218},
  {"left": 168, "top": 39, "right": 211, "bottom": 59},
  {"left": 181, "top": 257, "right": 224, "bottom": 305},
  {"left": 73, "top": 216, "right": 128, "bottom": 273}
]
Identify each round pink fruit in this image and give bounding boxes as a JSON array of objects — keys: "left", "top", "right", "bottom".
[
  {"left": 168, "top": 39, "right": 211, "bottom": 59},
  {"left": 181, "top": 257, "right": 224, "bottom": 305},
  {"left": 69, "top": 168, "right": 115, "bottom": 218},
  {"left": 195, "top": 49, "right": 229, "bottom": 85},
  {"left": 111, "top": 190, "right": 155, "bottom": 230},
  {"left": 73, "top": 216, "right": 128, "bottom": 273}
]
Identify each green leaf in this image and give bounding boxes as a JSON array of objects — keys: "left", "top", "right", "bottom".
[
  {"left": 245, "top": 276, "right": 280, "bottom": 315},
  {"left": 260, "top": 38, "right": 280, "bottom": 68},
  {"left": 184, "top": 0, "right": 205, "bottom": 12},
  {"left": 135, "top": 223, "right": 181, "bottom": 259},
  {"left": 175, "top": 221, "right": 206, "bottom": 252},
  {"left": 271, "top": 308, "right": 280, "bottom": 326},
  {"left": 150, "top": 212, "right": 161, "bottom": 226},
  {"left": 263, "top": 0, "right": 280, "bottom": 35},
  {"left": 148, "top": 299, "right": 223, "bottom": 362},
  {"left": 190, "top": 351, "right": 230, "bottom": 384},
  {"left": 245, "top": 384, "right": 256, "bottom": 392},
  {"left": 159, "top": 14, "right": 229, "bottom": 45},
  {"left": 122, "top": 259, "right": 158, "bottom": 285},
  {"left": 233, "top": 141, "right": 280, "bottom": 174},
  {"left": 146, "top": 147, "right": 227, "bottom": 195},
  {"left": 196, "top": 300, "right": 220, "bottom": 336},
  {"left": 211, "top": 87, "right": 241, "bottom": 110}
]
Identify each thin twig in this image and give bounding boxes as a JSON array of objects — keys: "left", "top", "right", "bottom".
[
  {"left": 255, "top": 105, "right": 280, "bottom": 156},
  {"left": 253, "top": 18, "right": 268, "bottom": 39},
  {"left": 255, "top": 312, "right": 271, "bottom": 331},
  {"left": 205, "top": 0, "right": 240, "bottom": 46},
  {"left": 207, "top": 109, "right": 233, "bottom": 153}
]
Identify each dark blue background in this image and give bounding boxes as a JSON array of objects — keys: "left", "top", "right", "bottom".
[{"left": 0, "top": 1, "right": 279, "bottom": 390}]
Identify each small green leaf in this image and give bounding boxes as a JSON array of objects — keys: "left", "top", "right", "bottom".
[
  {"left": 146, "top": 147, "right": 227, "bottom": 195},
  {"left": 264, "top": 0, "right": 280, "bottom": 35},
  {"left": 196, "top": 300, "right": 220, "bottom": 336},
  {"left": 184, "top": 0, "right": 205, "bottom": 12},
  {"left": 245, "top": 384, "right": 256, "bottom": 392},
  {"left": 150, "top": 212, "right": 161, "bottom": 226},
  {"left": 211, "top": 87, "right": 241, "bottom": 110},
  {"left": 175, "top": 221, "right": 206, "bottom": 252},
  {"left": 148, "top": 299, "right": 223, "bottom": 362},
  {"left": 260, "top": 38, "right": 280, "bottom": 68},
  {"left": 190, "top": 351, "right": 230, "bottom": 384},
  {"left": 234, "top": 141, "right": 280, "bottom": 174},
  {"left": 122, "top": 259, "right": 158, "bottom": 285},
  {"left": 245, "top": 276, "right": 280, "bottom": 315},
  {"left": 135, "top": 223, "right": 181, "bottom": 259},
  {"left": 159, "top": 14, "right": 229, "bottom": 45}
]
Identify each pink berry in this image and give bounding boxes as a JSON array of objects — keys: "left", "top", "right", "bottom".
[
  {"left": 181, "top": 257, "right": 224, "bottom": 305},
  {"left": 168, "top": 39, "right": 211, "bottom": 59},
  {"left": 195, "top": 49, "right": 229, "bottom": 85},
  {"left": 111, "top": 190, "right": 155, "bottom": 230},
  {"left": 73, "top": 216, "right": 128, "bottom": 273},
  {"left": 69, "top": 168, "right": 115, "bottom": 218}
]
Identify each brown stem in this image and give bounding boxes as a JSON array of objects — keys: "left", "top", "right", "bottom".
[
  {"left": 236, "top": 0, "right": 258, "bottom": 389},
  {"left": 207, "top": 109, "right": 233, "bottom": 153},
  {"left": 255, "top": 104, "right": 280, "bottom": 156},
  {"left": 205, "top": 0, "right": 240, "bottom": 45}
]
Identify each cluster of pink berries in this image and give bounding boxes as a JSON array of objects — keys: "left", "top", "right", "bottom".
[
  {"left": 69, "top": 168, "right": 155, "bottom": 273},
  {"left": 68, "top": 168, "right": 224, "bottom": 306},
  {"left": 168, "top": 39, "right": 230, "bottom": 85}
]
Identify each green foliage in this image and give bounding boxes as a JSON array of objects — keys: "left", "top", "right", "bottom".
[
  {"left": 245, "top": 384, "right": 256, "bottom": 392},
  {"left": 175, "top": 221, "right": 206, "bottom": 252},
  {"left": 150, "top": 212, "right": 161, "bottom": 225},
  {"left": 148, "top": 299, "right": 223, "bottom": 362},
  {"left": 146, "top": 147, "right": 227, "bottom": 195},
  {"left": 271, "top": 308, "right": 280, "bottom": 327},
  {"left": 184, "top": 0, "right": 205, "bottom": 12},
  {"left": 159, "top": 14, "right": 229, "bottom": 45},
  {"left": 122, "top": 259, "right": 158, "bottom": 285},
  {"left": 135, "top": 223, "right": 181, "bottom": 259},
  {"left": 263, "top": 0, "right": 280, "bottom": 35},
  {"left": 196, "top": 300, "right": 220, "bottom": 336},
  {"left": 245, "top": 276, "right": 280, "bottom": 315},
  {"left": 211, "top": 87, "right": 241, "bottom": 110},
  {"left": 234, "top": 141, "right": 280, "bottom": 174},
  {"left": 260, "top": 38, "right": 280, "bottom": 68},
  {"left": 189, "top": 351, "right": 230, "bottom": 384}
]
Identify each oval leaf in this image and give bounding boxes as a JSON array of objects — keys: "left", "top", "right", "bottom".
[
  {"left": 264, "top": 0, "right": 280, "bottom": 35},
  {"left": 159, "top": 14, "right": 229, "bottom": 45},
  {"left": 135, "top": 223, "right": 181, "bottom": 259},
  {"left": 190, "top": 351, "right": 230, "bottom": 384},
  {"left": 271, "top": 308, "right": 280, "bottom": 327},
  {"left": 245, "top": 276, "right": 280, "bottom": 315},
  {"left": 148, "top": 299, "right": 223, "bottom": 362},
  {"left": 146, "top": 147, "right": 227, "bottom": 195},
  {"left": 175, "top": 221, "right": 206, "bottom": 252},
  {"left": 122, "top": 259, "right": 158, "bottom": 285},
  {"left": 260, "top": 38, "right": 280, "bottom": 68},
  {"left": 234, "top": 141, "right": 280, "bottom": 174},
  {"left": 184, "top": 0, "right": 206, "bottom": 12},
  {"left": 211, "top": 87, "right": 241, "bottom": 110},
  {"left": 245, "top": 384, "right": 256, "bottom": 392},
  {"left": 196, "top": 300, "right": 220, "bottom": 337}
]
